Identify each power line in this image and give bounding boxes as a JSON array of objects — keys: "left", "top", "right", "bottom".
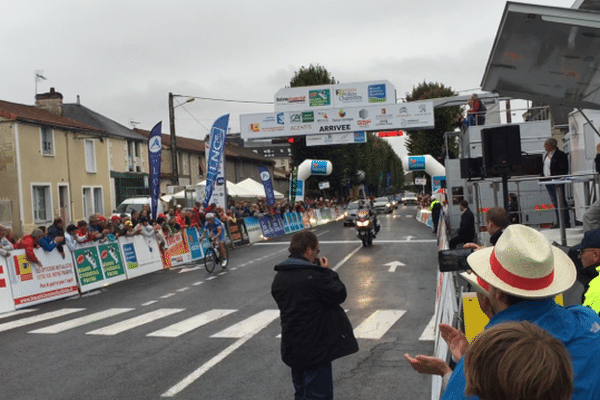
[{"left": 174, "top": 94, "right": 274, "bottom": 105}]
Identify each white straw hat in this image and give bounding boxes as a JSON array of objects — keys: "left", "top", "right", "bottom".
[{"left": 466, "top": 224, "right": 576, "bottom": 299}]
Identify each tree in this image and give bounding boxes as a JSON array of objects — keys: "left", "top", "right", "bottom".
[
  {"left": 290, "top": 64, "right": 336, "bottom": 87},
  {"left": 404, "top": 81, "right": 460, "bottom": 159}
]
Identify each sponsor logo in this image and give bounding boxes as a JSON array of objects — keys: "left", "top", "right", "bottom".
[
  {"left": 357, "top": 119, "right": 371, "bottom": 126},
  {"left": 336, "top": 88, "right": 363, "bottom": 103},
  {"left": 398, "top": 106, "right": 409, "bottom": 115},
  {"left": 275, "top": 96, "right": 306, "bottom": 104},
  {"left": 290, "top": 113, "right": 301, "bottom": 123},
  {"left": 101, "top": 250, "right": 108, "bottom": 259},
  {"left": 376, "top": 119, "right": 392, "bottom": 126},
  {"left": 418, "top": 104, "right": 427, "bottom": 113},
  {"left": 338, "top": 109, "right": 346, "bottom": 118},
  {"left": 359, "top": 109, "right": 368, "bottom": 119},
  {"left": 149, "top": 136, "right": 162, "bottom": 153},
  {"left": 250, "top": 124, "right": 260, "bottom": 132},
  {"left": 260, "top": 170, "right": 271, "bottom": 181},
  {"left": 277, "top": 113, "right": 284, "bottom": 124},
  {"left": 309, "top": 89, "right": 331, "bottom": 107},
  {"left": 311, "top": 161, "right": 329, "bottom": 175},
  {"left": 354, "top": 131, "right": 366, "bottom": 142},
  {"left": 319, "top": 124, "right": 351, "bottom": 132},
  {"left": 316, "top": 112, "right": 329, "bottom": 122},
  {"left": 290, "top": 125, "right": 312, "bottom": 131},
  {"left": 368, "top": 83, "right": 387, "bottom": 103},
  {"left": 408, "top": 156, "right": 426, "bottom": 170},
  {"left": 77, "top": 255, "right": 85, "bottom": 264},
  {"left": 302, "top": 112, "right": 314, "bottom": 122}
]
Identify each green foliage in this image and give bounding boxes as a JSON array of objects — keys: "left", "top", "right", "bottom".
[
  {"left": 290, "top": 64, "right": 336, "bottom": 87},
  {"left": 287, "top": 65, "right": 404, "bottom": 198},
  {"left": 404, "top": 81, "right": 460, "bottom": 160}
]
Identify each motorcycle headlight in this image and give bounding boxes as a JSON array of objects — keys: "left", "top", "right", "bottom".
[{"left": 356, "top": 220, "right": 369, "bottom": 227}]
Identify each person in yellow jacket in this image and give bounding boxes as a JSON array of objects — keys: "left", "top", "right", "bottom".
[
  {"left": 573, "top": 229, "right": 600, "bottom": 314},
  {"left": 429, "top": 196, "right": 442, "bottom": 234}
]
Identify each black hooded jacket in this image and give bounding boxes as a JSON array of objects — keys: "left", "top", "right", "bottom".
[{"left": 271, "top": 256, "right": 358, "bottom": 370}]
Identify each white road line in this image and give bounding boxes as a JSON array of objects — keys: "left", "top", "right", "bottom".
[
  {"left": 29, "top": 308, "right": 134, "bottom": 334},
  {"left": 419, "top": 315, "right": 436, "bottom": 341},
  {"left": 161, "top": 293, "right": 176, "bottom": 299},
  {"left": 206, "top": 276, "right": 217, "bottom": 281},
  {"left": 406, "top": 215, "right": 413, "bottom": 218},
  {"left": 162, "top": 310, "right": 279, "bottom": 397},
  {"left": 192, "top": 282, "right": 203, "bottom": 286},
  {"left": 0, "top": 308, "right": 37, "bottom": 320},
  {"left": 211, "top": 310, "right": 279, "bottom": 338},
  {"left": 0, "top": 308, "right": 85, "bottom": 333},
  {"left": 217, "top": 271, "right": 227, "bottom": 276},
  {"left": 148, "top": 309, "right": 237, "bottom": 338},
  {"left": 353, "top": 310, "right": 406, "bottom": 339},
  {"left": 316, "top": 230, "right": 330, "bottom": 237},
  {"left": 142, "top": 301, "right": 158, "bottom": 306},
  {"left": 86, "top": 308, "right": 184, "bottom": 336},
  {"left": 177, "top": 287, "right": 189, "bottom": 292},
  {"left": 333, "top": 244, "right": 363, "bottom": 271}
]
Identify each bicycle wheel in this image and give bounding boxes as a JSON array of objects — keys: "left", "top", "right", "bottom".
[{"left": 204, "top": 247, "right": 217, "bottom": 273}]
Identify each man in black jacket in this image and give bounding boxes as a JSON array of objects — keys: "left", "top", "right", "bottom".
[
  {"left": 543, "top": 138, "right": 571, "bottom": 227},
  {"left": 272, "top": 231, "right": 358, "bottom": 400},
  {"left": 449, "top": 200, "right": 476, "bottom": 249}
]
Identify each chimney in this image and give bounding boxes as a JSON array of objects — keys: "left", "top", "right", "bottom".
[{"left": 35, "top": 87, "right": 63, "bottom": 115}]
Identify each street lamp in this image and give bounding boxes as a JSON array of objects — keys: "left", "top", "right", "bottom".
[{"left": 168, "top": 93, "right": 195, "bottom": 185}]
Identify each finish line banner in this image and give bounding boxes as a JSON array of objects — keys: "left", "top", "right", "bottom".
[
  {"left": 240, "top": 102, "right": 433, "bottom": 140},
  {"left": 306, "top": 131, "right": 366, "bottom": 146}
]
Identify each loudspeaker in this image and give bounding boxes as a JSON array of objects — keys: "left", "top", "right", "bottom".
[
  {"left": 512, "top": 154, "right": 543, "bottom": 176},
  {"left": 460, "top": 157, "right": 484, "bottom": 179},
  {"left": 481, "top": 125, "right": 522, "bottom": 174}
]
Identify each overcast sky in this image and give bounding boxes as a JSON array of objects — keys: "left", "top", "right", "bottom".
[{"left": 2, "top": 0, "right": 574, "bottom": 159}]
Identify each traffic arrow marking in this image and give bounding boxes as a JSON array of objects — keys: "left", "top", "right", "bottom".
[{"left": 384, "top": 261, "right": 406, "bottom": 272}]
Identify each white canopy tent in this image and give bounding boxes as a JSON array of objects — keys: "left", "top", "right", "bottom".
[
  {"left": 236, "top": 178, "right": 285, "bottom": 200},
  {"left": 160, "top": 180, "right": 260, "bottom": 204}
]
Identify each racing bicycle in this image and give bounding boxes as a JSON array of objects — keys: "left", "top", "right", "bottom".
[{"left": 204, "top": 236, "right": 229, "bottom": 273}]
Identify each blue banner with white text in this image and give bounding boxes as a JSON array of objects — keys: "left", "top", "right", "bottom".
[
  {"left": 148, "top": 122, "right": 162, "bottom": 220},
  {"left": 204, "top": 115, "right": 229, "bottom": 208},
  {"left": 258, "top": 166, "right": 276, "bottom": 206}
]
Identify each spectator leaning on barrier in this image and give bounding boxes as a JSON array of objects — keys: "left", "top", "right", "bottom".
[
  {"left": 441, "top": 224, "right": 600, "bottom": 400},
  {"left": 15, "top": 228, "right": 44, "bottom": 267},
  {"left": 37, "top": 229, "right": 65, "bottom": 259},
  {"left": 572, "top": 229, "right": 600, "bottom": 314},
  {"left": 464, "top": 321, "right": 573, "bottom": 400},
  {"left": 64, "top": 224, "right": 80, "bottom": 251},
  {"left": 0, "top": 225, "right": 14, "bottom": 257}
]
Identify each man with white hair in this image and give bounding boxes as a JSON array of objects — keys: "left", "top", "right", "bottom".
[
  {"left": 441, "top": 224, "right": 600, "bottom": 400},
  {"left": 199, "top": 213, "right": 227, "bottom": 266}
]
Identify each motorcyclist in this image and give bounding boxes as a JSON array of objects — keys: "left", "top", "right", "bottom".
[{"left": 358, "top": 200, "right": 380, "bottom": 234}]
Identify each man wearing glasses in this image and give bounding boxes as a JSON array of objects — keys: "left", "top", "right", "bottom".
[
  {"left": 573, "top": 230, "right": 600, "bottom": 314},
  {"left": 271, "top": 231, "right": 358, "bottom": 400}
]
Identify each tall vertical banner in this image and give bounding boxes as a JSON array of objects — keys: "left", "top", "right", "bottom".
[
  {"left": 148, "top": 122, "right": 162, "bottom": 219},
  {"left": 204, "top": 114, "right": 229, "bottom": 208},
  {"left": 258, "top": 166, "right": 276, "bottom": 206},
  {"left": 290, "top": 166, "right": 297, "bottom": 205}
]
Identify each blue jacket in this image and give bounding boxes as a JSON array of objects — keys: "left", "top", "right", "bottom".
[{"left": 442, "top": 298, "right": 600, "bottom": 400}]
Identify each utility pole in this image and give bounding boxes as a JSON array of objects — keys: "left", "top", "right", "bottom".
[{"left": 168, "top": 92, "right": 178, "bottom": 185}]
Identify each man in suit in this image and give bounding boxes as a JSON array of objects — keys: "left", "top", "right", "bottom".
[
  {"left": 542, "top": 137, "right": 570, "bottom": 228},
  {"left": 449, "top": 200, "right": 476, "bottom": 249}
]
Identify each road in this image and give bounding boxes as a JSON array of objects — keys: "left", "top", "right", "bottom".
[{"left": 0, "top": 205, "right": 439, "bottom": 400}]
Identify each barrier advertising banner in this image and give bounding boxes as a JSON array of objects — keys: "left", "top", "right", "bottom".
[
  {"left": 73, "top": 242, "right": 128, "bottom": 292},
  {"left": 228, "top": 220, "right": 249, "bottom": 247},
  {"left": 9, "top": 248, "right": 78, "bottom": 309},
  {"left": 0, "top": 256, "right": 16, "bottom": 314},
  {"left": 163, "top": 233, "right": 191, "bottom": 268},
  {"left": 184, "top": 227, "right": 204, "bottom": 261},
  {"left": 244, "top": 217, "right": 263, "bottom": 243},
  {"left": 120, "top": 236, "right": 163, "bottom": 279},
  {"left": 259, "top": 215, "right": 286, "bottom": 239}
]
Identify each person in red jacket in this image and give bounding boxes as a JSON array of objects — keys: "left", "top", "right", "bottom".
[{"left": 16, "top": 228, "right": 44, "bottom": 267}]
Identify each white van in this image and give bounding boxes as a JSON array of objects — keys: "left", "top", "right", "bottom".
[{"left": 113, "top": 197, "right": 165, "bottom": 218}]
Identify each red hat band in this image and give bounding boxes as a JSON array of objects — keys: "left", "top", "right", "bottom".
[{"left": 489, "top": 249, "right": 554, "bottom": 291}]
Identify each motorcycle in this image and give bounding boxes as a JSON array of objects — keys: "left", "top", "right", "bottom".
[{"left": 354, "top": 209, "right": 378, "bottom": 246}]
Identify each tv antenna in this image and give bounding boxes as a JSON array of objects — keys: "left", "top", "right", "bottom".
[{"left": 35, "top": 70, "right": 47, "bottom": 96}]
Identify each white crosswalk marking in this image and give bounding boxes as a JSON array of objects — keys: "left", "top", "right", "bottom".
[
  {"left": 211, "top": 310, "right": 279, "bottom": 338},
  {"left": 353, "top": 310, "right": 406, "bottom": 339},
  {"left": 0, "top": 308, "right": 85, "bottom": 333},
  {"left": 419, "top": 315, "right": 436, "bottom": 341},
  {"left": 148, "top": 309, "right": 237, "bottom": 338},
  {"left": 0, "top": 308, "right": 37, "bottom": 321},
  {"left": 29, "top": 308, "right": 134, "bottom": 334},
  {"left": 86, "top": 308, "right": 185, "bottom": 336}
]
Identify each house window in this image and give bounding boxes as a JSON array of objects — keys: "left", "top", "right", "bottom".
[
  {"left": 127, "top": 141, "right": 142, "bottom": 172},
  {"left": 82, "top": 187, "right": 103, "bottom": 217},
  {"left": 85, "top": 139, "right": 96, "bottom": 173},
  {"left": 32, "top": 185, "right": 52, "bottom": 223},
  {"left": 40, "top": 127, "right": 54, "bottom": 156}
]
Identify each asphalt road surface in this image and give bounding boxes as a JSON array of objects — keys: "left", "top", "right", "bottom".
[{"left": 1, "top": 205, "right": 439, "bottom": 400}]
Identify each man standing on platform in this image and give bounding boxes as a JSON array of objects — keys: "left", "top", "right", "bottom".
[{"left": 542, "top": 138, "right": 571, "bottom": 228}]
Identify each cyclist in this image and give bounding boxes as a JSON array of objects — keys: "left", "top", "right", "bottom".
[{"left": 200, "top": 213, "right": 227, "bottom": 267}]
